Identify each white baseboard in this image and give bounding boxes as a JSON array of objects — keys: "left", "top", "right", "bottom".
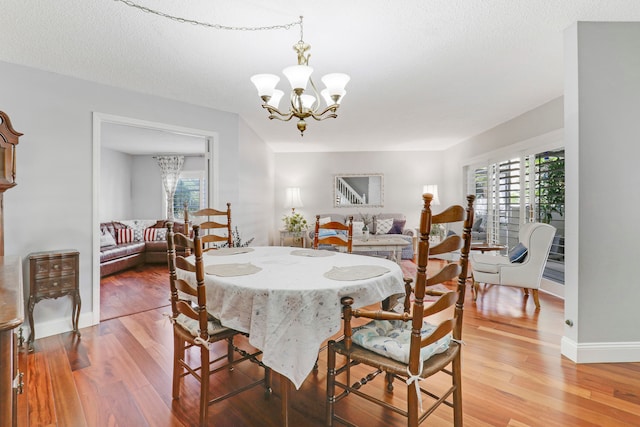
[
  {"left": 540, "top": 277, "right": 564, "bottom": 299},
  {"left": 561, "top": 337, "right": 640, "bottom": 363},
  {"left": 25, "top": 312, "right": 97, "bottom": 342}
]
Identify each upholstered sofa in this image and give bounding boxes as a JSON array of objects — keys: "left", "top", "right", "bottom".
[
  {"left": 99, "top": 219, "right": 190, "bottom": 277},
  {"left": 307, "top": 212, "right": 415, "bottom": 260}
]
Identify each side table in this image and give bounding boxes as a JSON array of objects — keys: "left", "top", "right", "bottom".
[
  {"left": 279, "top": 230, "right": 307, "bottom": 248},
  {"left": 27, "top": 249, "right": 81, "bottom": 351}
]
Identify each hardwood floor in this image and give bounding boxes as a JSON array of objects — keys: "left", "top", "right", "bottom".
[
  {"left": 100, "top": 264, "right": 171, "bottom": 321},
  {"left": 27, "top": 262, "right": 640, "bottom": 426}
]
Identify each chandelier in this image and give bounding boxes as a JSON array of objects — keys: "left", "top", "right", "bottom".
[{"left": 250, "top": 16, "right": 350, "bottom": 136}]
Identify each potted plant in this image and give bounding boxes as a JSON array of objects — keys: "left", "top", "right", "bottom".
[{"left": 282, "top": 211, "right": 309, "bottom": 241}]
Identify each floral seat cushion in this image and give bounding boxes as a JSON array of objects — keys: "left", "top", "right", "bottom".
[
  {"left": 175, "top": 313, "right": 230, "bottom": 337},
  {"left": 352, "top": 319, "right": 451, "bottom": 364}
]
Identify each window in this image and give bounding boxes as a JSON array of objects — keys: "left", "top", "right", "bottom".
[
  {"left": 467, "top": 149, "right": 565, "bottom": 283},
  {"left": 172, "top": 171, "right": 207, "bottom": 219}
]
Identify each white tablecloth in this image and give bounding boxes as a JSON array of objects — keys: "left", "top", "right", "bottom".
[{"left": 176, "top": 246, "right": 405, "bottom": 389}]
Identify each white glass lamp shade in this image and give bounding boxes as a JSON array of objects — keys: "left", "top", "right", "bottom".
[
  {"left": 321, "top": 73, "right": 350, "bottom": 94},
  {"left": 267, "top": 89, "right": 284, "bottom": 108},
  {"left": 250, "top": 74, "right": 280, "bottom": 97},
  {"left": 422, "top": 184, "right": 440, "bottom": 205},
  {"left": 321, "top": 89, "right": 346, "bottom": 106},
  {"left": 283, "top": 65, "right": 313, "bottom": 90},
  {"left": 299, "top": 94, "right": 316, "bottom": 110},
  {"left": 284, "top": 187, "right": 304, "bottom": 209}
]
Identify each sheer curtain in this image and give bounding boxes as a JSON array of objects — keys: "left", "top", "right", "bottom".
[{"left": 156, "top": 155, "right": 184, "bottom": 220}]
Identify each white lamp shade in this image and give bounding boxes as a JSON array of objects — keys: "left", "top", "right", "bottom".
[
  {"left": 321, "top": 89, "right": 346, "bottom": 106},
  {"left": 283, "top": 65, "right": 313, "bottom": 90},
  {"left": 422, "top": 185, "right": 440, "bottom": 206},
  {"left": 299, "top": 94, "right": 316, "bottom": 110},
  {"left": 321, "top": 73, "right": 350, "bottom": 94},
  {"left": 250, "top": 74, "right": 280, "bottom": 97},
  {"left": 267, "top": 89, "right": 284, "bottom": 108},
  {"left": 284, "top": 187, "right": 304, "bottom": 209}
]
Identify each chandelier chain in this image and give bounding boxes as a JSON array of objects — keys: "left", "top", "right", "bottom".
[{"left": 113, "top": 0, "right": 302, "bottom": 32}]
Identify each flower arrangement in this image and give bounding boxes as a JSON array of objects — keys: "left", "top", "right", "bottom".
[
  {"left": 358, "top": 212, "right": 372, "bottom": 227},
  {"left": 282, "top": 211, "right": 309, "bottom": 236}
]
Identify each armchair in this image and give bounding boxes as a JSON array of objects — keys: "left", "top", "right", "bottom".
[{"left": 470, "top": 222, "right": 556, "bottom": 309}]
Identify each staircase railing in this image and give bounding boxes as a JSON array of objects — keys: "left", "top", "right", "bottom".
[{"left": 336, "top": 177, "right": 366, "bottom": 205}]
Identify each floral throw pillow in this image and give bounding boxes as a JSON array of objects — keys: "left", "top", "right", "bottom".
[{"left": 155, "top": 228, "right": 167, "bottom": 241}]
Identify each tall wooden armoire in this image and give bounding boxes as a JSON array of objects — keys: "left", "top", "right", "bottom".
[{"left": 0, "top": 110, "right": 27, "bottom": 427}]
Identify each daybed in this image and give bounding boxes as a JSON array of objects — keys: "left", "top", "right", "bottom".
[
  {"left": 307, "top": 212, "right": 415, "bottom": 260},
  {"left": 99, "top": 219, "right": 190, "bottom": 277}
]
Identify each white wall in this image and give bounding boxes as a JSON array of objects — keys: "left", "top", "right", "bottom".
[
  {"left": 0, "top": 60, "right": 273, "bottom": 340},
  {"left": 562, "top": 22, "right": 640, "bottom": 363},
  {"left": 100, "top": 148, "right": 133, "bottom": 220},
  {"left": 443, "top": 97, "right": 564, "bottom": 203},
  {"left": 238, "top": 118, "right": 274, "bottom": 246},
  {"left": 130, "top": 155, "right": 206, "bottom": 220},
  {"left": 273, "top": 150, "right": 444, "bottom": 235}
]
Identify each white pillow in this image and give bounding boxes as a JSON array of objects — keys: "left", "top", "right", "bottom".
[
  {"left": 319, "top": 216, "right": 332, "bottom": 225},
  {"left": 352, "top": 221, "right": 365, "bottom": 235},
  {"left": 376, "top": 218, "right": 394, "bottom": 234},
  {"left": 100, "top": 231, "right": 116, "bottom": 247}
]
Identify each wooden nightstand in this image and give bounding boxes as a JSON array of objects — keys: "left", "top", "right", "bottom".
[{"left": 27, "top": 249, "right": 81, "bottom": 351}]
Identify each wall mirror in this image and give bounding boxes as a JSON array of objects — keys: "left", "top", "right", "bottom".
[{"left": 334, "top": 173, "right": 384, "bottom": 207}]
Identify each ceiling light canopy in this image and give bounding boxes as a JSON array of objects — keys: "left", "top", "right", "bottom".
[{"left": 250, "top": 16, "right": 350, "bottom": 136}]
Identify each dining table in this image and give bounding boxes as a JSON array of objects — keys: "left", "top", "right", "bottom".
[{"left": 176, "top": 245, "right": 405, "bottom": 424}]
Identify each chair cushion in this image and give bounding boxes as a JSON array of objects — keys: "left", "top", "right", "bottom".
[
  {"left": 175, "top": 313, "right": 230, "bottom": 337},
  {"left": 470, "top": 253, "right": 507, "bottom": 273},
  {"left": 319, "top": 229, "right": 338, "bottom": 238},
  {"left": 352, "top": 319, "right": 451, "bottom": 364},
  {"left": 509, "top": 242, "right": 528, "bottom": 263}
]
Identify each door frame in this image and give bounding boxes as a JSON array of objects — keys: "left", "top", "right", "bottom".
[{"left": 91, "top": 112, "right": 219, "bottom": 324}]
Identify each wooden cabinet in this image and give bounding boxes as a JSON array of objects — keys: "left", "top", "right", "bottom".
[
  {"left": 0, "top": 256, "right": 27, "bottom": 427},
  {"left": 27, "top": 250, "right": 81, "bottom": 351}
]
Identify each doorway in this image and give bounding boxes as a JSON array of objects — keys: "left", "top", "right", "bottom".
[{"left": 92, "top": 113, "right": 219, "bottom": 324}]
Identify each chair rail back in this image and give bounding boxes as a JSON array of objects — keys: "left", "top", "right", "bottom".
[{"left": 313, "top": 215, "right": 354, "bottom": 253}]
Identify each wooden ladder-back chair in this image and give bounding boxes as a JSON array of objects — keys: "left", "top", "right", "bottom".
[
  {"left": 326, "top": 194, "right": 475, "bottom": 427},
  {"left": 313, "top": 214, "right": 354, "bottom": 253},
  {"left": 190, "top": 203, "right": 233, "bottom": 251},
  {"left": 166, "top": 222, "right": 271, "bottom": 426}
]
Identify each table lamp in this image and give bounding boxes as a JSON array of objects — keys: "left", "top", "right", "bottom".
[{"left": 284, "top": 187, "right": 304, "bottom": 213}]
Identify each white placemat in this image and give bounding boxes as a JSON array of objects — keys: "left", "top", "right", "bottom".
[
  {"left": 206, "top": 247, "right": 255, "bottom": 256},
  {"left": 324, "top": 265, "right": 391, "bottom": 281},
  {"left": 204, "top": 263, "right": 262, "bottom": 277},
  {"left": 290, "top": 249, "right": 336, "bottom": 257}
]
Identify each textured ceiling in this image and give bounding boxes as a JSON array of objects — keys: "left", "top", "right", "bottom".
[{"left": 2, "top": 1, "right": 640, "bottom": 153}]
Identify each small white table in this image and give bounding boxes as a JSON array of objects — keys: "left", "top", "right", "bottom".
[
  {"left": 278, "top": 230, "right": 308, "bottom": 248},
  {"left": 352, "top": 236, "right": 411, "bottom": 264}
]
